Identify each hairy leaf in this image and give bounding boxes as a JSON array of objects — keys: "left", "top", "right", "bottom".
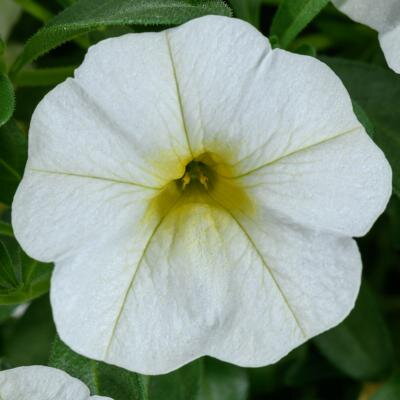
[
  {"left": 10, "top": 0, "right": 232, "bottom": 76},
  {"left": 0, "top": 73, "right": 15, "bottom": 127},
  {"left": 49, "top": 336, "right": 148, "bottom": 400},
  {"left": 270, "top": 0, "right": 329, "bottom": 48}
]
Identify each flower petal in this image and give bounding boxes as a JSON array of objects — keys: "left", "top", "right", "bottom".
[
  {"left": 20, "top": 30, "right": 193, "bottom": 189},
  {"left": 380, "top": 26, "right": 400, "bottom": 73},
  {"left": 51, "top": 201, "right": 361, "bottom": 374},
  {"left": 12, "top": 28, "right": 205, "bottom": 262},
  {"left": 12, "top": 170, "right": 158, "bottom": 262},
  {"left": 164, "top": 17, "right": 391, "bottom": 236},
  {"left": 331, "top": 0, "right": 400, "bottom": 73},
  {"left": 241, "top": 126, "right": 391, "bottom": 237},
  {"left": 0, "top": 366, "right": 111, "bottom": 399},
  {"left": 165, "top": 16, "right": 355, "bottom": 167}
]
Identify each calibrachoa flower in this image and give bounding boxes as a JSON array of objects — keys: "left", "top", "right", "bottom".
[
  {"left": 0, "top": 366, "right": 111, "bottom": 399},
  {"left": 12, "top": 16, "right": 391, "bottom": 374},
  {"left": 332, "top": 0, "right": 400, "bottom": 73}
]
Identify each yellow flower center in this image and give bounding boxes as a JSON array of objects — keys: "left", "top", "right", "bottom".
[
  {"left": 179, "top": 160, "right": 210, "bottom": 190},
  {"left": 148, "top": 151, "right": 254, "bottom": 221}
]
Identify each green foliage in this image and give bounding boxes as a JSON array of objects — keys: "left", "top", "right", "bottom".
[
  {"left": 371, "top": 371, "right": 400, "bottom": 400},
  {"left": 14, "top": 66, "right": 75, "bottom": 87},
  {"left": 314, "top": 282, "right": 394, "bottom": 380},
  {"left": 229, "top": 0, "right": 262, "bottom": 27},
  {"left": 0, "top": 74, "right": 15, "bottom": 127},
  {"left": 148, "top": 360, "right": 202, "bottom": 400},
  {"left": 0, "top": 222, "right": 13, "bottom": 238},
  {"left": 293, "top": 42, "right": 317, "bottom": 57},
  {"left": 1, "top": 296, "right": 56, "bottom": 366},
  {"left": 0, "top": 305, "right": 16, "bottom": 324},
  {"left": 270, "top": 0, "right": 329, "bottom": 48},
  {"left": 352, "top": 100, "right": 375, "bottom": 139},
  {"left": 49, "top": 338, "right": 249, "bottom": 400},
  {"left": 56, "top": 0, "right": 76, "bottom": 8},
  {"left": 197, "top": 358, "right": 249, "bottom": 400},
  {"left": 0, "top": 120, "right": 27, "bottom": 206},
  {"left": 49, "top": 336, "right": 148, "bottom": 399},
  {"left": 14, "top": 0, "right": 53, "bottom": 23},
  {"left": 10, "top": 0, "right": 231, "bottom": 76},
  {"left": 0, "top": 38, "right": 5, "bottom": 57},
  {"left": 323, "top": 57, "right": 400, "bottom": 198},
  {"left": 0, "top": 236, "right": 53, "bottom": 305}
]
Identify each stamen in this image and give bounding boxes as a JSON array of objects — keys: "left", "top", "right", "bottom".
[
  {"left": 179, "top": 160, "right": 210, "bottom": 191},
  {"left": 182, "top": 172, "right": 191, "bottom": 189},
  {"left": 199, "top": 173, "right": 208, "bottom": 189}
]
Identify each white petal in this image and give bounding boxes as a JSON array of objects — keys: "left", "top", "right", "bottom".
[
  {"left": 12, "top": 170, "right": 157, "bottom": 262},
  {"left": 0, "top": 366, "right": 111, "bottom": 399},
  {"left": 52, "top": 202, "right": 361, "bottom": 374},
  {"left": 19, "top": 30, "right": 193, "bottom": 188},
  {"left": 12, "top": 16, "right": 390, "bottom": 376},
  {"left": 0, "top": 0, "right": 20, "bottom": 40},
  {"left": 240, "top": 127, "right": 391, "bottom": 237},
  {"left": 380, "top": 26, "right": 400, "bottom": 73},
  {"left": 166, "top": 16, "right": 353, "bottom": 164},
  {"left": 165, "top": 18, "right": 391, "bottom": 235},
  {"left": 12, "top": 29, "right": 200, "bottom": 261},
  {"left": 331, "top": 0, "right": 400, "bottom": 73}
]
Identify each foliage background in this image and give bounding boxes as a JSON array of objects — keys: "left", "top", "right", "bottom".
[{"left": 0, "top": 0, "right": 399, "bottom": 399}]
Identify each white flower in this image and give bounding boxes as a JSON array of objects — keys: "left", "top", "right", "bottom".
[
  {"left": 0, "top": 366, "right": 111, "bottom": 399},
  {"left": 0, "top": 0, "right": 21, "bottom": 41},
  {"left": 12, "top": 16, "right": 391, "bottom": 374},
  {"left": 332, "top": 0, "right": 400, "bottom": 73}
]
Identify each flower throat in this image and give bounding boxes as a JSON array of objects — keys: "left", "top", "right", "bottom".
[{"left": 150, "top": 152, "right": 254, "bottom": 220}]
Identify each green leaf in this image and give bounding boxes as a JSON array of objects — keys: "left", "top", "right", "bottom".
[
  {"left": 56, "top": 0, "right": 76, "bottom": 8},
  {"left": 0, "top": 73, "right": 15, "bottom": 127},
  {"left": 0, "top": 304, "right": 16, "bottom": 324},
  {"left": 197, "top": 358, "right": 249, "bottom": 400},
  {"left": 0, "top": 221, "right": 13, "bottom": 238},
  {"left": 2, "top": 295, "right": 56, "bottom": 366},
  {"left": 0, "top": 38, "right": 5, "bottom": 57},
  {"left": 352, "top": 100, "right": 375, "bottom": 139},
  {"left": 322, "top": 57, "right": 400, "bottom": 198},
  {"left": 49, "top": 336, "right": 148, "bottom": 400},
  {"left": 14, "top": 66, "right": 75, "bottom": 87},
  {"left": 371, "top": 371, "right": 400, "bottom": 400},
  {"left": 148, "top": 360, "right": 203, "bottom": 400},
  {"left": 14, "top": 0, "right": 53, "bottom": 23},
  {"left": 293, "top": 43, "right": 317, "bottom": 57},
  {"left": 314, "top": 282, "right": 394, "bottom": 380},
  {"left": 229, "top": 0, "right": 262, "bottom": 27},
  {"left": 270, "top": 0, "right": 329, "bottom": 48},
  {"left": 0, "top": 119, "right": 27, "bottom": 205},
  {"left": 10, "top": 0, "right": 232, "bottom": 76},
  {"left": 0, "top": 236, "right": 53, "bottom": 305}
]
